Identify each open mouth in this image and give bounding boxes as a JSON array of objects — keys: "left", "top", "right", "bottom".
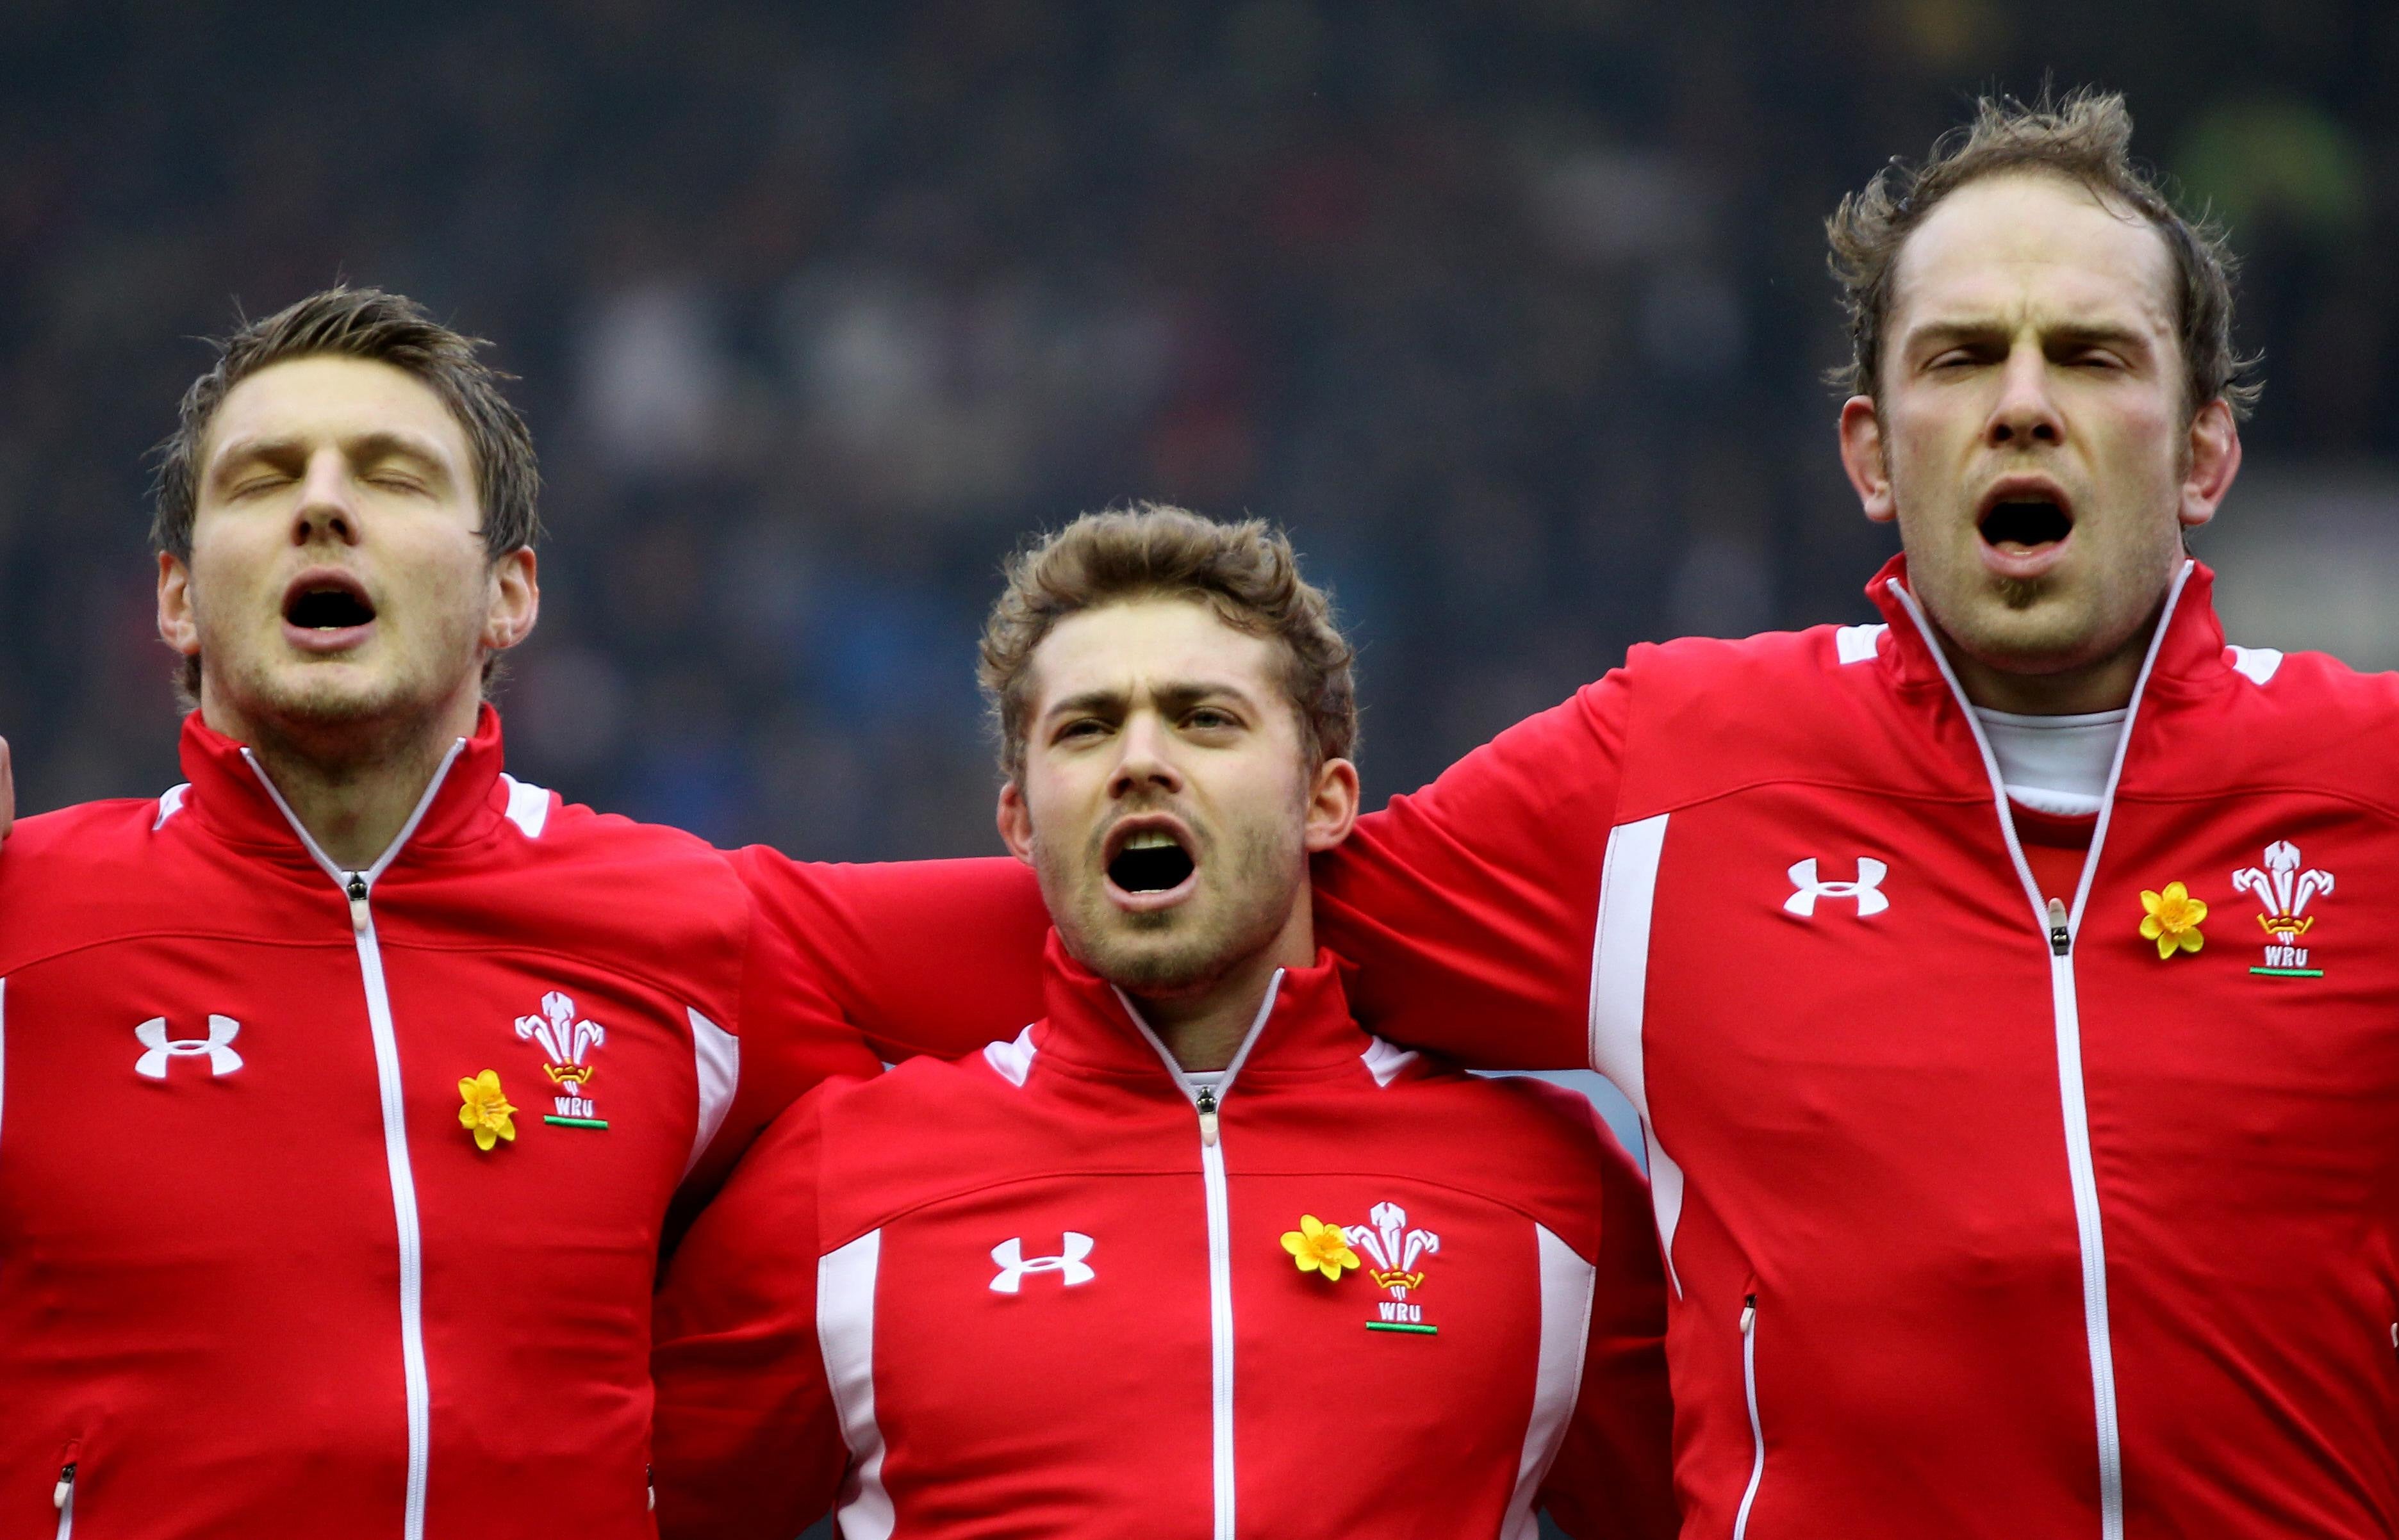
[
  {"left": 1977, "top": 495, "right": 2073, "bottom": 552},
  {"left": 1107, "top": 827, "right": 1197, "bottom": 894},
  {"left": 283, "top": 575, "right": 377, "bottom": 632}
]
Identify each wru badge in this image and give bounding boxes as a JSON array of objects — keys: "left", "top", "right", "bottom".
[{"left": 518, "top": 990, "right": 611, "bottom": 1129}]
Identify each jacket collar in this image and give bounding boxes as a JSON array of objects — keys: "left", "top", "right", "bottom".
[
  {"left": 1864, "top": 552, "right": 2229, "bottom": 703},
  {"left": 176, "top": 702, "right": 512, "bottom": 872},
  {"left": 1031, "top": 930, "right": 1377, "bottom": 1088}
]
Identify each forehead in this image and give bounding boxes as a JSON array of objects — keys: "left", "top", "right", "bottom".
[
  {"left": 1028, "top": 597, "right": 1286, "bottom": 708},
  {"left": 204, "top": 354, "right": 470, "bottom": 471},
  {"left": 1890, "top": 172, "right": 2178, "bottom": 340}
]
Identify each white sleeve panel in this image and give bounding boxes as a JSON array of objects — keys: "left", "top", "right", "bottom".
[
  {"left": 819, "top": 1230, "right": 895, "bottom": 1540},
  {"left": 1588, "top": 812, "right": 1686, "bottom": 1295},
  {"left": 1499, "top": 1222, "right": 1599, "bottom": 1540},
  {"left": 682, "top": 1007, "right": 739, "bottom": 1179}
]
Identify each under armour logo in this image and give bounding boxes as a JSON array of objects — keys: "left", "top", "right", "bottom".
[
  {"left": 1784, "top": 858, "right": 1890, "bottom": 918},
  {"left": 134, "top": 1015, "right": 245, "bottom": 1079},
  {"left": 989, "top": 1233, "right": 1096, "bottom": 1294}
]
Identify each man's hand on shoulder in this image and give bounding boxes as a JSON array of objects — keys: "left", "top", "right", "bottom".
[{"left": 2, "top": 737, "right": 13, "bottom": 844}]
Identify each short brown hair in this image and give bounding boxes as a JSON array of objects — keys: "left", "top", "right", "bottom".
[
  {"left": 1827, "top": 88, "right": 2261, "bottom": 418},
  {"left": 978, "top": 504, "right": 1357, "bottom": 782},
  {"left": 153, "top": 284, "right": 543, "bottom": 562}
]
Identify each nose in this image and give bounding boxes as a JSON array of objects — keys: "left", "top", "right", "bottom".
[
  {"left": 1108, "top": 710, "right": 1184, "bottom": 800},
  {"left": 1985, "top": 342, "right": 2065, "bottom": 450},
  {"left": 289, "top": 446, "right": 363, "bottom": 546}
]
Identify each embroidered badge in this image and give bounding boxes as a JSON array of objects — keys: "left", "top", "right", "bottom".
[
  {"left": 2137, "top": 881, "right": 2207, "bottom": 960},
  {"left": 515, "top": 990, "right": 609, "bottom": 1129},
  {"left": 2232, "top": 842, "right": 2332, "bottom": 978},
  {"left": 1281, "top": 1215, "right": 1362, "bottom": 1282},
  {"left": 1344, "top": 1202, "right": 1441, "bottom": 1335},
  {"left": 458, "top": 1070, "right": 518, "bottom": 1151}
]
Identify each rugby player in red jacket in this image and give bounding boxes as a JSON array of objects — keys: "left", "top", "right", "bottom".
[
  {"left": 1305, "top": 93, "right": 2399, "bottom": 1539},
  {"left": 650, "top": 507, "right": 1676, "bottom": 1540},
  {"left": 0, "top": 288, "right": 1046, "bottom": 1540}
]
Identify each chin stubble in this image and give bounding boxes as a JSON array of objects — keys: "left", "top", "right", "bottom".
[{"left": 1045, "top": 812, "right": 1299, "bottom": 995}]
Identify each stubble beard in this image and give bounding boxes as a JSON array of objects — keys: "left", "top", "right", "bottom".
[
  {"left": 1044, "top": 811, "right": 1302, "bottom": 998},
  {"left": 199, "top": 603, "right": 481, "bottom": 773}
]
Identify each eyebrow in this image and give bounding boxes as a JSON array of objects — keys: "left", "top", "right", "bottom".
[
  {"left": 208, "top": 430, "right": 459, "bottom": 486},
  {"left": 1904, "top": 317, "right": 2158, "bottom": 355},
  {"left": 1042, "top": 680, "right": 1262, "bottom": 724}
]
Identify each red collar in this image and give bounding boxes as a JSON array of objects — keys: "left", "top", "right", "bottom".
[
  {"left": 1030, "top": 931, "right": 1377, "bottom": 1085},
  {"left": 174, "top": 703, "right": 515, "bottom": 869},
  {"left": 1863, "top": 552, "right": 2231, "bottom": 703}
]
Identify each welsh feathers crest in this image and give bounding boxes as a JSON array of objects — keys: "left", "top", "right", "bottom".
[
  {"left": 516, "top": 990, "right": 605, "bottom": 1069},
  {"left": 2231, "top": 840, "right": 2334, "bottom": 978},
  {"left": 515, "top": 990, "right": 610, "bottom": 1127}
]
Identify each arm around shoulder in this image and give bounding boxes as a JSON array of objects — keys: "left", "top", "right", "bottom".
[
  {"left": 731, "top": 846, "right": 1050, "bottom": 1062},
  {"left": 1313, "top": 670, "right": 1633, "bottom": 1070}
]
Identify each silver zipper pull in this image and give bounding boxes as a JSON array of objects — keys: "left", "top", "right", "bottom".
[
  {"left": 2047, "top": 897, "right": 2071, "bottom": 956},
  {"left": 347, "top": 872, "right": 370, "bottom": 932},
  {"left": 1194, "top": 1085, "right": 1220, "bottom": 1147},
  {"left": 1740, "top": 1294, "right": 1756, "bottom": 1335},
  {"left": 54, "top": 1462, "right": 75, "bottom": 1510}
]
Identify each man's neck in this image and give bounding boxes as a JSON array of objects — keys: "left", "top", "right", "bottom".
[
  {"left": 1936, "top": 611, "right": 2160, "bottom": 717},
  {"left": 206, "top": 691, "right": 477, "bottom": 872},
  {"left": 1133, "top": 905, "right": 1315, "bottom": 1074}
]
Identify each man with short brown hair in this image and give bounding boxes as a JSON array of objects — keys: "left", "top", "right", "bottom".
[
  {"left": 649, "top": 505, "right": 1676, "bottom": 1540},
  {"left": 1306, "top": 90, "right": 2399, "bottom": 1537},
  {"left": 0, "top": 286, "right": 1047, "bottom": 1540}
]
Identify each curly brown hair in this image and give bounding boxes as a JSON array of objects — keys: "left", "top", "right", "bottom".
[
  {"left": 978, "top": 504, "right": 1356, "bottom": 782},
  {"left": 1827, "top": 88, "right": 2261, "bottom": 420}
]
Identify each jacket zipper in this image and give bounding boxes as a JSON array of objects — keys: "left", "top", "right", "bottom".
[
  {"left": 1113, "top": 971, "right": 1288, "bottom": 1540},
  {"left": 1197, "top": 1085, "right": 1237, "bottom": 1540},
  {"left": 53, "top": 1461, "right": 74, "bottom": 1540},
  {"left": 1886, "top": 568, "right": 2190, "bottom": 1540},
  {"left": 1732, "top": 1295, "right": 1764, "bottom": 1540},
  {"left": 243, "top": 740, "right": 466, "bottom": 1540}
]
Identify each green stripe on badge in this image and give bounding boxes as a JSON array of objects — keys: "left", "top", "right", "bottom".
[
  {"left": 2249, "top": 967, "right": 2324, "bottom": 978},
  {"left": 543, "top": 1115, "right": 610, "bottom": 1129},
  {"left": 1365, "top": 1322, "right": 1439, "bottom": 1335}
]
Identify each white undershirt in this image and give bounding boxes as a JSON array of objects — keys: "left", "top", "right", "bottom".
[{"left": 1972, "top": 707, "right": 2127, "bottom": 817}]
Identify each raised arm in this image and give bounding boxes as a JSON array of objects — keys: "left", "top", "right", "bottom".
[
  {"left": 731, "top": 847, "right": 1050, "bottom": 1062},
  {"left": 1311, "top": 670, "right": 1630, "bottom": 1069},
  {"left": 652, "top": 1098, "right": 848, "bottom": 1540},
  {"left": 1537, "top": 1112, "right": 1678, "bottom": 1539}
]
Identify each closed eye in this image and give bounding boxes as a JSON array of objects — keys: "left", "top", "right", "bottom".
[{"left": 227, "top": 473, "right": 293, "bottom": 499}]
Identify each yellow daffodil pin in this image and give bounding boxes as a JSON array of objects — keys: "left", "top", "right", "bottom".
[
  {"left": 1280, "top": 1215, "right": 1362, "bottom": 1282},
  {"left": 458, "top": 1070, "right": 518, "bottom": 1151},
  {"left": 2139, "top": 882, "right": 2207, "bottom": 960}
]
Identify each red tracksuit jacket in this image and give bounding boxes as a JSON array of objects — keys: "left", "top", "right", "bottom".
[
  {"left": 0, "top": 707, "right": 1047, "bottom": 1540},
  {"left": 1307, "top": 556, "right": 2399, "bottom": 1537},
  {"left": 648, "top": 938, "right": 1677, "bottom": 1540}
]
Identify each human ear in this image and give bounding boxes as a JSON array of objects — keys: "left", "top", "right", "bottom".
[
  {"left": 157, "top": 552, "right": 200, "bottom": 657},
  {"left": 1838, "top": 397, "right": 1897, "bottom": 524},
  {"left": 2178, "top": 399, "right": 2242, "bottom": 530},
  {"left": 1301, "top": 757, "right": 1360, "bottom": 853},
  {"left": 996, "top": 779, "right": 1035, "bottom": 866},
  {"left": 484, "top": 548, "right": 540, "bottom": 652}
]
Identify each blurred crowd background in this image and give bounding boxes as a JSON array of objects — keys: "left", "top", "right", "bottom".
[{"left": 4, "top": 0, "right": 2395, "bottom": 856}]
